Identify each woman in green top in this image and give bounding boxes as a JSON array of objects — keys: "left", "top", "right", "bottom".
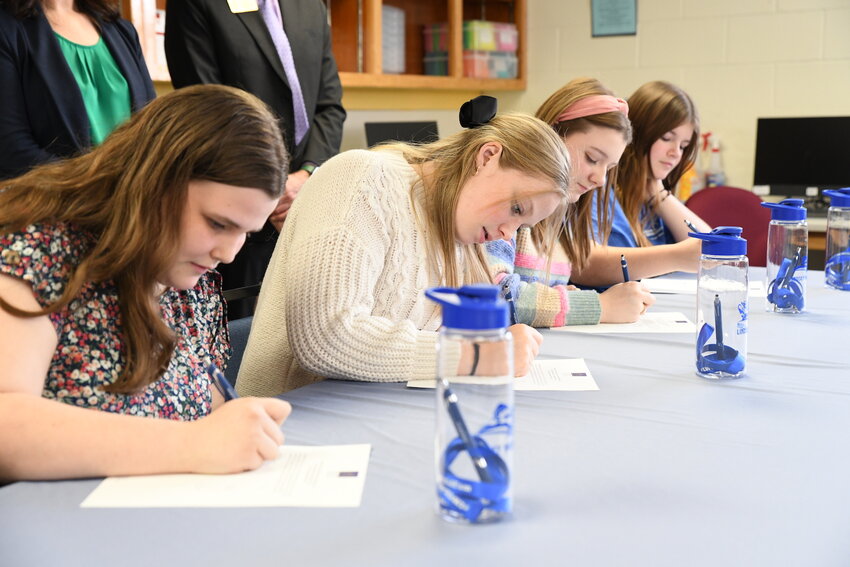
[{"left": 0, "top": 0, "right": 156, "bottom": 179}]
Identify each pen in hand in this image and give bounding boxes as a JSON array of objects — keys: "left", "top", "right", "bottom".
[
  {"left": 207, "top": 363, "right": 239, "bottom": 402},
  {"left": 620, "top": 254, "right": 630, "bottom": 283}
]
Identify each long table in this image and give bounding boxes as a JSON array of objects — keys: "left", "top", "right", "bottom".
[{"left": 2, "top": 269, "right": 849, "bottom": 566}]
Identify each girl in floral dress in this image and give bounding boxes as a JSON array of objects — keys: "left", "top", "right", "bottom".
[{"left": 0, "top": 85, "right": 292, "bottom": 481}]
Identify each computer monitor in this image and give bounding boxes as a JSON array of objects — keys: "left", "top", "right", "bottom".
[
  {"left": 753, "top": 116, "right": 850, "bottom": 196},
  {"left": 365, "top": 121, "right": 439, "bottom": 147}
]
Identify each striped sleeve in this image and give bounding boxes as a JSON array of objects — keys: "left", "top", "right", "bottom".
[{"left": 485, "top": 230, "right": 602, "bottom": 327}]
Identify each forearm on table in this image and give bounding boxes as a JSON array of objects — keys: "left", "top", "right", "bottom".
[
  {"left": 0, "top": 393, "right": 193, "bottom": 481},
  {"left": 571, "top": 243, "right": 691, "bottom": 286}
]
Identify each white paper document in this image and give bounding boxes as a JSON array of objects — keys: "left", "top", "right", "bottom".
[
  {"left": 80, "top": 444, "right": 371, "bottom": 508},
  {"left": 407, "top": 358, "right": 598, "bottom": 391},
  {"left": 549, "top": 311, "right": 695, "bottom": 334},
  {"left": 640, "top": 278, "right": 767, "bottom": 297}
]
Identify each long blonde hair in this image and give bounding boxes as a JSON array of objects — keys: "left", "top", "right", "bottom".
[
  {"left": 379, "top": 112, "right": 571, "bottom": 287},
  {"left": 0, "top": 85, "right": 287, "bottom": 393},
  {"left": 533, "top": 77, "right": 632, "bottom": 272},
  {"left": 617, "top": 80, "right": 699, "bottom": 246}
]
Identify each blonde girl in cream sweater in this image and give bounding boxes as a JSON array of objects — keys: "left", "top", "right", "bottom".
[{"left": 238, "top": 106, "right": 571, "bottom": 396}]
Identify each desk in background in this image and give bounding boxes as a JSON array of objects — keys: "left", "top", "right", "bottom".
[{"left": 2, "top": 269, "right": 849, "bottom": 566}]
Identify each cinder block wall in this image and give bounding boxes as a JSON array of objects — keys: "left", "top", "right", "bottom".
[{"left": 499, "top": 0, "right": 850, "bottom": 188}]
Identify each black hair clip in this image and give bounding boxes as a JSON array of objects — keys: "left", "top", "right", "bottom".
[{"left": 459, "top": 95, "right": 498, "bottom": 128}]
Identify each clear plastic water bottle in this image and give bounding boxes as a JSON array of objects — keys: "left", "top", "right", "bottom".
[
  {"left": 824, "top": 188, "right": 850, "bottom": 291},
  {"left": 425, "top": 284, "right": 513, "bottom": 524},
  {"left": 762, "top": 199, "right": 808, "bottom": 313},
  {"left": 688, "top": 227, "right": 748, "bottom": 380}
]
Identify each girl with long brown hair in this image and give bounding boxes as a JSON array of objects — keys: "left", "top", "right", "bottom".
[
  {"left": 569, "top": 80, "right": 711, "bottom": 288},
  {"left": 0, "top": 85, "right": 292, "bottom": 481}
]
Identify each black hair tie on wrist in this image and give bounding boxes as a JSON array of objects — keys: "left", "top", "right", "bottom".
[{"left": 459, "top": 95, "right": 498, "bottom": 128}]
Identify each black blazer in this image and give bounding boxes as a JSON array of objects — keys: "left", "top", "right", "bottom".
[
  {"left": 164, "top": 0, "right": 346, "bottom": 170},
  {"left": 0, "top": 4, "right": 156, "bottom": 180}
]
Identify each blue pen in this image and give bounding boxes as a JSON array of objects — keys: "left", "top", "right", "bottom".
[
  {"left": 207, "top": 363, "right": 239, "bottom": 402},
  {"left": 713, "top": 295, "right": 723, "bottom": 349},
  {"left": 440, "top": 379, "right": 493, "bottom": 483},
  {"left": 504, "top": 288, "right": 518, "bottom": 326},
  {"left": 620, "top": 254, "right": 630, "bottom": 282}
]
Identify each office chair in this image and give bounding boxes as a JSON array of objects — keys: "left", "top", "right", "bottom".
[
  {"left": 223, "top": 284, "right": 261, "bottom": 386},
  {"left": 685, "top": 186, "right": 771, "bottom": 267}
]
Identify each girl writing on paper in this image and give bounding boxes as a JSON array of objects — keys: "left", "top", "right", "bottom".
[
  {"left": 487, "top": 77, "right": 656, "bottom": 325},
  {"left": 0, "top": 85, "right": 292, "bottom": 481},
  {"left": 238, "top": 97, "right": 571, "bottom": 396},
  {"left": 570, "top": 80, "right": 712, "bottom": 289}
]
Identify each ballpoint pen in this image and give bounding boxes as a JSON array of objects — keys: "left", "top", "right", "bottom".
[
  {"left": 620, "top": 254, "right": 630, "bottom": 282},
  {"left": 440, "top": 379, "right": 493, "bottom": 483},
  {"left": 504, "top": 287, "right": 518, "bottom": 326},
  {"left": 684, "top": 219, "right": 699, "bottom": 233},
  {"left": 207, "top": 363, "right": 239, "bottom": 401},
  {"left": 713, "top": 294, "right": 723, "bottom": 350}
]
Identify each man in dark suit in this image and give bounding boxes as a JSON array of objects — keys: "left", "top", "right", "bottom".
[{"left": 165, "top": 0, "right": 346, "bottom": 318}]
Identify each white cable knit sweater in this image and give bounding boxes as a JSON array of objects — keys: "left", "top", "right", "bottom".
[{"left": 237, "top": 149, "right": 458, "bottom": 396}]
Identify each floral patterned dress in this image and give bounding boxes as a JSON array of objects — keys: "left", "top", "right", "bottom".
[{"left": 0, "top": 222, "right": 230, "bottom": 420}]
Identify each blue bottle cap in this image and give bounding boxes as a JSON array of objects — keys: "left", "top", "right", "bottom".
[
  {"left": 824, "top": 188, "right": 850, "bottom": 207},
  {"left": 760, "top": 198, "right": 807, "bottom": 221},
  {"left": 688, "top": 226, "right": 747, "bottom": 256},
  {"left": 425, "top": 284, "right": 508, "bottom": 330}
]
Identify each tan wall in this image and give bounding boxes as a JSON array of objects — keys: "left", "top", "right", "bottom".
[{"left": 345, "top": 0, "right": 850, "bottom": 188}]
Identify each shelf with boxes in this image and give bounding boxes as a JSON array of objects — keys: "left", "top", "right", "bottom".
[
  {"left": 423, "top": 20, "right": 518, "bottom": 79},
  {"left": 121, "top": 0, "right": 526, "bottom": 105},
  {"left": 327, "top": 0, "right": 526, "bottom": 92}
]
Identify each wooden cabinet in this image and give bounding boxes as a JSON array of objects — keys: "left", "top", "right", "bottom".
[
  {"left": 121, "top": 0, "right": 525, "bottom": 102},
  {"left": 328, "top": 0, "right": 526, "bottom": 91}
]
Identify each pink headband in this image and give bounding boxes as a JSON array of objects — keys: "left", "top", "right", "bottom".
[{"left": 555, "top": 95, "right": 629, "bottom": 123}]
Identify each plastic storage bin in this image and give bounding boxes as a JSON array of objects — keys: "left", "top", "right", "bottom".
[
  {"left": 463, "top": 21, "right": 518, "bottom": 52},
  {"left": 422, "top": 23, "right": 448, "bottom": 53},
  {"left": 493, "top": 23, "right": 518, "bottom": 52},
  {"left": 463, "top": 50, "right": 517, "bottom": 79},
  {"left": 488, "top": 51, "right": 517, "bottom": 78},
  {"left": 424, "top": 52, "right": 448, "bottom": 76},
  {"left": 463, "top": 20, "right": 497, "bottom": 51}
]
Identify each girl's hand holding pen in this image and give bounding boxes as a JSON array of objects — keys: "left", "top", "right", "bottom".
[
  {"left": 187, "top": 397, "right": 292, "bottom": 474},
  {"left": 599, "top": 282, "right": 656, "bottom": 323},
  {"left": 509, "top": 324, "right": 542, "bottom": 377}
]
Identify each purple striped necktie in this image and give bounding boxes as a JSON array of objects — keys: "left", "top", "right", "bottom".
[{"left": 257, "top": 0, "right": 310, "bottom": 145}]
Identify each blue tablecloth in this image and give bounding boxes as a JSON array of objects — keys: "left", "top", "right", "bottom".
[{"left": 2, "top": 269, "right": 849, "bottom": 566}]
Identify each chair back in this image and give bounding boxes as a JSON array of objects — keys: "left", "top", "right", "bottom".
[
  {"left": 225, "top": 315, "right": 253, "bottom": 387},
  {"left": 685, "top": 186, "right": 771, "bottom": 267}
]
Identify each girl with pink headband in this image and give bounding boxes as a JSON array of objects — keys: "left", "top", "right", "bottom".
[
  {"left": 487, "top": 77, "right": 655, "bottom": 326},
  {"left": 570, "top": 80, "right": 711, "bottom": 289}
]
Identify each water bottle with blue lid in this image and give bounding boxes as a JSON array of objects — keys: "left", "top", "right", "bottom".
[
  {"left": 688, "top": 227, "right": 748, "bottom": 380},
  {"left": 824, "top": 188, "right": 850, "bottom": 291},
  {"left": 761, "top": 199, "right": 808, "bottom": 313},
  {"left": 425, "top": 284, "right": 513, "bottom": 524}
]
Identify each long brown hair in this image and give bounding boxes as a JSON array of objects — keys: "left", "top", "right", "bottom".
[
  {"left": 379, "top": 112, "right": 571, "bottom": 287},
  {"left": 534, "top": 77, "right": 632, "bottom": 272},
  {"left": 617, "top": 80, "right": 700, "bottom": 246},
  {"left": 2, "top": 0, "right": 118, "bottom": 21},
  {"left": 0, "top": 84, "right": 287, "bottom": 393}
]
